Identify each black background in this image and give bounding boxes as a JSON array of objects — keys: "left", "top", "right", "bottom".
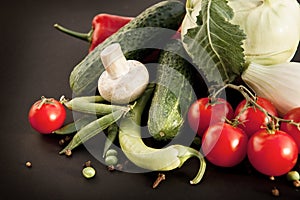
[{"left": 1, "top": 0, "right": 300, "bottom": 199}]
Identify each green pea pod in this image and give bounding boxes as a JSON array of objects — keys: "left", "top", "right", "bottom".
[
  {"left": 59, "top": 110, "right": 125, "bottom": 155},
  {"left": 62, "top": 96, "right": 128, "bottom": 115},
  {"left": 102, "top": 123, "right": 119, "bottom": 158},
  {"left": 69, "top": 95, "right": 106, "bottom": 103},
  {"left": 53, "top": 115, "right": 94, "bottom": 135}
]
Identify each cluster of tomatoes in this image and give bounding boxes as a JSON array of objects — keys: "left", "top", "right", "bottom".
[
  {"left": 28, "top": 92, "right": 300, "bottom": 179},
  {"left": 188, "top": 95, "right": 300, "bottom": 177}
]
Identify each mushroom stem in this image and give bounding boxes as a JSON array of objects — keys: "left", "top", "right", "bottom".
[{"left": 100, "top": 43, "right": 129, "bottom": 79}]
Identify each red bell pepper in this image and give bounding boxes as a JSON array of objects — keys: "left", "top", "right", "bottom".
[{"left": 54, "top": 13, "right": 133, "bottom": 52}]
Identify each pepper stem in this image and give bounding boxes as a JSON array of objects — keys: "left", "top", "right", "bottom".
[
  {"left": 187, "top": 148, "right": 206, "bottom": 185},
  {"left": 53, "top": 23, "right": 93, "bottom": 43},
  {"left": 176, "top": 146, "right": 206, "bottom": 185}
]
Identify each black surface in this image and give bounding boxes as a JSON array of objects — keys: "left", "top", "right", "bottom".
[{"left": 1, "top": 0, "right": 300, "bottom": 199}]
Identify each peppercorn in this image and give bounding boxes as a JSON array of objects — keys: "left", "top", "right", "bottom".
[
  {"left": 271, "top": 187, "right": 280, "bottom": 197},
  {"left": 25, "top": 161, "right": 32, "bottom": 168},
  {"left": 65, "top": 149, "right": 72, "bottom": 157},
  {"left": 83, "top": 160, "right": 92, "bottom": 167},
  {"left": 293, "top": 180, "right": 300, "bottom": 187},
  {"left": 58, "top": 139, "right": 65, "bottom": 146}
]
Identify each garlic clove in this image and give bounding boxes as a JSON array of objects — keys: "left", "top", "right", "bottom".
[{"left": 242, "top": 62, "right": 300, "bottom": 116}]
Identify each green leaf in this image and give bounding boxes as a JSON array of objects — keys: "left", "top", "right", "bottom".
[{"left": 183, "top": 0, "right": 246, "bottom": 84}]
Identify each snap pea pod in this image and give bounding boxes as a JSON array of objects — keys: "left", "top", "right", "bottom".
[
  {"left": 102, "top": 123, "right": 119, "bottom": 158},
  {"left": 62, "top": 96, "right": 128, "bottom": 115},
  {"left": 53, "top": 115, "right": 94, "bottom": 135},
  {"left": 119, "top": 84, "right": 206, "bottom": 184},
  {"left": 66, "top": 95, "right": 106, "bottom": 103},
  {"left": 59, "top": 110, "right": 125, "bottom": 155}
]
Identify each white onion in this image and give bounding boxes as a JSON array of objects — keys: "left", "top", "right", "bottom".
[
  {"left": 242, "top": 62, "right": 300, "bottom": 116},
  {"left": 181, "top": 0, "right": 300, "bottom": 65}
]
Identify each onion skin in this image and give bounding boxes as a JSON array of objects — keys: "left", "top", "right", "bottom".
[{"left": 242, "top": 62, "right": 300, "bottom": 116}]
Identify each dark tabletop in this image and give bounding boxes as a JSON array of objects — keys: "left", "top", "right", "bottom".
[{"left": 1, "top": 0, "right": 300, "bottom": 199}]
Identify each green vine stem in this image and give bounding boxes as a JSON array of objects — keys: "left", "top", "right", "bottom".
[{"left": 212, "top": 84, "right": 300, "bottom": 132}]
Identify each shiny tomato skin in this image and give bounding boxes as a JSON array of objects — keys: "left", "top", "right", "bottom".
[
  {"left": 201, "top": 122, "right": 248, "bottom": 167},
  {"left": 28, "top": 98, "right": 66, "bottom": 134},
  {"left": 247, "top": 129, "right": 298, "bottom": 176},
  {"left": 234, "top": 97, "right": 278, "bottom": 137},
  {"left": 188, "top": 98, "right": 234, "bottom": 137},
  {"left": 280, "top": 107, "right": 300, "bottom": 153}
]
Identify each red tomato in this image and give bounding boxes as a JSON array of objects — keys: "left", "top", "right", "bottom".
[
  {"left": 201, "top": 122, "right": 248, "bottom": 167},
  {"left": 234, "top": 97, "right": 278, "bottom": 137},
  {"left": 280, "top": 107, "right": 300, "bottom": 153},
  {"left": 28, "top": 97, "right": 66, "bottom": 134},
  {"left": 188, "top": 97, "right": 234, "bottom": 137},
  {"left": 247, "top": 129, "right": 298, "bottom": 176}
]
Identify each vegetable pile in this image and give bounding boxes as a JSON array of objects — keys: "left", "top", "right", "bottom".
[{"left": 28, "top": 0, "right": 300, "bottom": 191}]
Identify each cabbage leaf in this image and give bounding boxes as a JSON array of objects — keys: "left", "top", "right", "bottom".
[{"left": 183, "top": 0, "right": 246, "bottom": 84}]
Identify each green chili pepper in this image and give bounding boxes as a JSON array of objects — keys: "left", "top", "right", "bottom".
[{"left": 118, "top": 84, "right": 206, "bottom": 184}]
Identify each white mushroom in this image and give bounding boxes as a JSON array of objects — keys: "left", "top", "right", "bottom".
[{"left": 98, "top": 43, "right": 149, "bottom": 104}]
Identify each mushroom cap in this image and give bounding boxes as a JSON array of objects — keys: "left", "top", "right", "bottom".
[{"left": 98, "top": 60, "right": 149, "bottom": 104}]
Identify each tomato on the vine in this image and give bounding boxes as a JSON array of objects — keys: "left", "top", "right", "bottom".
[
  {"left": 201, "top": 122, "right": 248, "bottom": 167},
  {"left": 280, "top": 107, "right": 300, "bottom": 153},
  {"left": 234, "top": 97, "right": 278, "bottom": 137},
  {"left": 188, "top": 97, "right": 234, "bottom": 137},
  {"left": 247, "top": 129, "right": 298, "bottom": 176},
  {"left": 28, "top": 97, "right": 66, "bottom": 134}
]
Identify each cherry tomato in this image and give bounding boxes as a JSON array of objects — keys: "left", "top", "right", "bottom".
[
  {"left": 188, "top": 97, "right": 234, "bottom": 137},
  {"left": 28, "top": 97, "right": 66, "bottom": 134},
  {"left": 280, "top": 107, "right": 300, "bottom": 153},
  {"left": 201, "top": 122, "right": 248, "bottom": 167},
  {"left": 234, "top": 97, "right": 278, "bottom": 137},
  {"left": 247, "top": 129, "right": 298, "bottom": 176}
]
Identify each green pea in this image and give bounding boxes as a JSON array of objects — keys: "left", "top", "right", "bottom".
[
  {"left": 105, "top": 155, "right": 118, "bottom": 166},
  {"left": 287, "top": 171, "right": 300, "bottom": 181},
  {"left": 82, "top": 167, "right": 96, "bottom": 179},
  {"left": 105, "top": 149, "right": 118, "bottom": 157},
  {"left": 102, "top": 124, "right": 119, "bottom": 158}
]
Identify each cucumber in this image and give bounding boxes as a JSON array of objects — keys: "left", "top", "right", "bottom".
[
  {"left": 147, "top": 39, "right": 197, "bottom": 141},
  {"left": 69, "top": 1, "right": 185, "bottom": 96}
]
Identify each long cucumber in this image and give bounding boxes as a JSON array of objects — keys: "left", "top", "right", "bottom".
[
  {"left": 148, "top": 39, "right": 197, "bottom": 141},
  {"left": 69, "top": 1, "right": 186, "bottom": 96}
]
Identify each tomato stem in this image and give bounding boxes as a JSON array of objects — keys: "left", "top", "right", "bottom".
[
  {"left": 59, "top": 95, "right": 68, "bottom": 104},
  {"left": 210, "top": 83, "right": 300, "bottom": 131},
  {"left": 211, "top": 83, "right": 300, "bottom": 133},
  {"left": 37, "top": 96, "right": 55, "bottom": 109},
  {"left": 235, "top": 84, "right": 300, "bottom": 131}
]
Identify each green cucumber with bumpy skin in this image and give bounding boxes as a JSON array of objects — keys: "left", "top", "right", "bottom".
[
  {"left": 69, "top": 1, "right": 185, "bottom": 96},
  {"left": 148, "top": 39, "right": 196, "bottom": 141}
]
